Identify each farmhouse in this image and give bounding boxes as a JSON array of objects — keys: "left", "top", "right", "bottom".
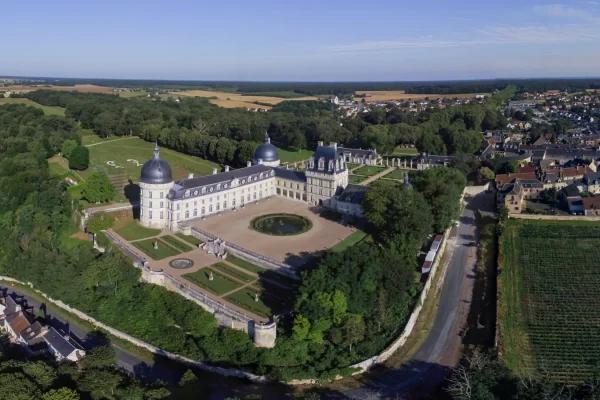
[{"left": 139, "top": 134, "right": 371, "bottom": 230}]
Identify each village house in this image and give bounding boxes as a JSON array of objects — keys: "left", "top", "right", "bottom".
[{"left": 583, "top": 197, "right": 600, "bottom": 216}]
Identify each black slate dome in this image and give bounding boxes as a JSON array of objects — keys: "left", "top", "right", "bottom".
[
  {"left": 253, "top": 133, "right": 279, "bottom": 164},
  {"left": 140, "top": 144, "right": 173, "bottom": 184}
]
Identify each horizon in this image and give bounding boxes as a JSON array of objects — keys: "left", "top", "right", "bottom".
[{"left": 2, "top": 1, "right": 600, "bottom": 80}]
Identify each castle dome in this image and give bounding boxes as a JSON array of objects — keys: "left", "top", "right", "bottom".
[
  {"left": 253, "top": 133, "right": 279, "bottom": 165},
  {"left": 140, "top": 143, "right": 173, "bottom": 185}
]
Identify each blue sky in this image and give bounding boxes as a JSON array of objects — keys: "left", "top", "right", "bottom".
[{"left": 2, "top": 0, "right": 600, "bottom": 81}]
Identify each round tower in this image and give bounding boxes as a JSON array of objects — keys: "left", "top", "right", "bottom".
[
  {"left": 253, "top": 133, "right": 280, "bottom": 167},
  {"left": 139, "top": 143, "right": 173, "bottom": 229}
]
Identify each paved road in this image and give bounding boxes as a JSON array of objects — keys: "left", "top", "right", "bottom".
[{"left": 338, "top": 193, "right": 485, "bottom": 399}]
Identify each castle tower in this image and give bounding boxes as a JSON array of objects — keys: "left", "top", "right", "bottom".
[
  {"left": 139, "top": 143, "right": 174, "bottom": 229},
  {"left": 253, "top": 133, "right": 280, "bottom": 167},
  {"left": 305, "top": 141, "right": 348, "bottom": 207}
]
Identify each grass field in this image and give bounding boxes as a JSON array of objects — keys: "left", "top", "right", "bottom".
[
  {"left": 175, "top": 89, "right": 317, "bottom": 109},
  {"left": 241, "top": 91, "right": 306, "bottom": 99},
  {"left": 182, "top": 268, "right": 242, "bottom": 295},
  {"left": 499, "top": 219, "right": 600, "bottom": 383},
  {"left": 212, "top": 262, "right": 255, "bottom": 283},
  {"left": 354, "top": 90, "right": 488, "bottom": 103},
  {"left": 353, "top": 165, "right": 387, "bottom": 177},
  {"left": 132, "top": 238, "right": 180, "bottom": 260},
  {"left": 348, "top": 175, "right": 366, "bottom": 184},
  {"left": 331, "top": 230, "right": 369, "bottom": 253},
  {"left": 226, "top": 255, "right": 265, "bottom": 274},
  {"left": 225, "top": 287, "right": 272, "bottom": 318},
  {"left": 386, "top": 148, "right": 419, "bottom": 156},
  {"left": 278, "top": 148, "right": 313, "bottom": 164},
  {"left": 382, "top": 168, "right": 411, "bottom": 180},
  {"left": 175, "top": 233, "right": 203, "bottom": 246},
  {"left": 226, "top": 255, "right": 297, "bottom": 288},
  {"left": 160, "top": 235, "right": 193, "bottom": 252},
  {"left": 0, "top": 98, "right": 65, "bottom": 116},
  {"left": 83, "top": 136, "right": 220, "bottom": 182},
  {"left": 118, "top": 90, "right": 148, "bottom": 98},
  {"left": 115, "top": 220, "right": 161, "bottom": 241},
  {"left": 4, "top": 84, "right": 114, "bottom": 94}
]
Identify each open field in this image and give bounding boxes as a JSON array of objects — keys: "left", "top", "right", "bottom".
[
  {"left": 499, "top": 220, "right": 600, "bottom": 383},
  {"left": 115, "top": 220, "right": 161, "bottom": 241},
  {"left": 132, "top": 238, "right": 181, "bottom": 260},
  {"left": 83, "top": 136, "right": 219, "bottom": 180},
  {"left": 353, "top": 165, "right": 387, "bottom": 177},
  {"left": 182, "top": 268, "right": 242, "bottom": 296},
  {"left": 3, "top": 84, "right": 115, "bottom": 94},
  {"left": 175, "top": 89, "right": 317, "bottom": 109},
  {"left": 354, "top": 90, "right": 488, "bottom": 103},
  {"left": 118, "top": 90, "right": 148, "bottom": 98},
  {"left": 0, "top": 98, "right": 65, "bottom": 116},
  {"left": 278, "top": 148, "right": 313, "bottom": 164}
]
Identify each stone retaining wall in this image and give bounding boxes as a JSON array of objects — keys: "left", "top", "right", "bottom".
[{"left": 0, "top": 276, "right": 268, "bottom": 383}]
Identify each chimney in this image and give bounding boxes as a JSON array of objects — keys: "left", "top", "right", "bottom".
[
  {"left": 317, "top": 141, "right": 324, "bottom": 147},
  {"left": 330, "top": 142, "right": 337, "bottom": 150},
  {"left": 258, "top": 159, "right": 263, "bottom": 165},
  {"left": 247, "top": 161, "right": 252, "bottom": 167},
  {"left": 188, "top": 173, "right": 194, "bottom": 179},
  {"left": 225, "top": 166, "right": 230, "bottom": 172},
  {"left": 212, "top": 168, "right": 217, "bottom": 175}
]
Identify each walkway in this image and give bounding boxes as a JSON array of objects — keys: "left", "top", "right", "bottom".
[
  {"left": 360, "top": 167, "right": 394, "bottom": 185},
  {"left": 85, "top": 136, "right": 139, "bottom": 147},
  {"left": 87, "top": 201, "right": 139, "bottom": 214}
]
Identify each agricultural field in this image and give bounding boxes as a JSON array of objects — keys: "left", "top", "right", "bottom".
[
  {"left": 353, "top": 165, "right": 387, "bottom": 177},
  {"left": 175, "top": 89, "right": 317, "bottom": 109},
  {"left": 0, "top": 98, "right": 65, "bottom": 116},
  {"left": 353, "top": 90, "right": 488, "bottom": 103},
  {"left": 3, "top": 84, "right": 114, "bottom": 94},
  {"left": 83, "top": 136, "right": 219, "bottom": 182},
  {"left": 499, "top": 220, "right": 600, "bottom": 383},
  {"left": 118, "top": 90, "right": 148, "bottom": 98}
]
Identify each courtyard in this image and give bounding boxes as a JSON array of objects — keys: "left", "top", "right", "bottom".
[{"left": 187, "top": 197, "right": 356, "bottom": 267}]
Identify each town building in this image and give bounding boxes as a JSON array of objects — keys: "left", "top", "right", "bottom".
[{"left": 139, "top": 134, "right": 371, "bottom": 230}]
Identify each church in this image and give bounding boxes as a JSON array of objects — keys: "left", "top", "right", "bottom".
[{"left": 138, "top": 134, "right": 369, "bottom": 230}]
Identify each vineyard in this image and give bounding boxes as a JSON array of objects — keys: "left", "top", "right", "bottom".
[{"left": 499, "top": 220, "right": 600, "bottom": 383}]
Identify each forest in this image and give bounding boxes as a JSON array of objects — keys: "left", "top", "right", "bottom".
[{"left": 0, "top": 101, "right": 466, "bottom": 383}]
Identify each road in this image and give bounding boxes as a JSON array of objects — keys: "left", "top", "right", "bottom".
[{"left": 338, "top": 193, "right": 485, "bottom": 399}]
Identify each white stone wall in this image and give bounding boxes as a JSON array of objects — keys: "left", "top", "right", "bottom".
[
  {"left": 274, "top": 177, "right": 306, "bottom": 202},
  {"left": 305, "top": 169, "right": 348, "bottom": 206},
  {"left": 139, "top": 181, "right": 173, "bottom": 229}
]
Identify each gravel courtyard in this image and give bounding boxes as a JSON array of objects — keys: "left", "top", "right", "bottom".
[{"left": 188, "top": 197, "right": 355, "bottom": 266}]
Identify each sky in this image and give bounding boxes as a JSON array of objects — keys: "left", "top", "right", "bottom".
[{"left": 2, "top": 0, "right": 600, "bottom": 81}]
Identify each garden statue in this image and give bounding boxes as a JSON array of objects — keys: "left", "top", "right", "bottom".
[
  {"left": 208, "top": 271, "right": 214, "bottom": 281},
  {"left": 255, "top": 292, "right": 259, "bottom": 302},
  {"left": 153, "top": 240, "right": 158, "bottom": 250}
]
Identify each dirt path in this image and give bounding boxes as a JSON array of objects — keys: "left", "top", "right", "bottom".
[{"left": 85, "top": 136, "right": 139, "bottom": 147}]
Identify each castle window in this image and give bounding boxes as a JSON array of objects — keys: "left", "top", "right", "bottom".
[
  {"left": 310, "top": 160, "right": 314, "bottom": 169},
  {"left": 193, "top": 209, "right": 197, "bottom": 217},
  {"left": 201, "top": 207, "right": 205, "bottom": 215},
  {"left": 160, "top": 201, "right": 163, "bottom": 208},
  {"left": 318, "top": 158, "right": 324, "bottom": 170},
  {"left": 193, "top": 190, "right": 198, "bottom": 196},
  {"left": 209, "top": 187, "right": 213, "bottom": 193},
  {"left": 185, "top": 210, "right": 189, "bottom": 219},
  {"left": 149, "top": 201, "right": 153, "bottom": 208},
  {"left": 177, "top": 203, "right": 180, "bottom": 210},
  {"left": 202, "top": 187, "right": 206, "bottom": 194},
  {"left": 328, "top": 160, "right": 334, "bottom": 171},
  {"left": 149, "top": 192, "right": 152, "bottom": 199},
  {"left": 160, "top": 211, "right": 163, "bottom": 219},
  {"left": 217, "top": 184, "right": 221, "bottom": 190},
  {"left": 216, "top": 203, "right": 220, "bottom": 211},
  {"left": 160, "top": 192, "right": 164, "bottom": 199},
  {"left": 209, "top": 205, "right": 213, "bottom": 213},
  {"left": 224, "top": 201, "right": 227, "bottom": 209},
  {"left": 149, "top": 211, "right": 153, "bottom": 219},
  {"left": 224, "top": 183, "right": 228, "bottom": 188}
]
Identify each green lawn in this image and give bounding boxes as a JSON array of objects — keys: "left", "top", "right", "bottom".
[
  {"left": 386, "top": 148, "right": 419, "bottom": 156},
  {"left": 226, "top": 255, "right": 297, "bottom": 288},
  {"left": 83, "top": 136, "right": 220, "bottom": 181},
  {"left": 382, "top": 168, "right": 411, "bottom": 180},
  {"left": 160, "top": 236, "right": 193, "bottom": 252},
  {"left": 0, "top": 98, "right": 65, "bottom": 116},
  {"left": 278, "top": 147, "right": 314, "bottom": 164},
  {"left": 348, "top": 175, "right": 366, "bottom": 184},
  {"left": 226, "top": 254, "right": 265, "bottom": 274},
  {"left": 182, "top": 268, "right": 242, "bottom": 295},
  {"left": 225, "top": 287, "right": 272, "bottom": 318},
  {"left": 353, "top": 165, "right": 387, "bottom": 177},
  {"left": 175, "top": 233, "right": 204, "bottom": 246},
  {"left": 132, "top": 238, "right": 181, "bottom": 260},
  {"left": 48, "top": 161, "right": 80, "bottom": 182},
  {"left": 115, "top": 220, "right": 161, "bottom": 241},
  {"left": 331, "top": 230, "right": 369, "bottom": 253},
  {"left": 212, "top": 263, "right": 255, "bottom": 283},
  {"left": 347, "top": 163, "right": 361, "bottom": 170},
  {"left": 119, "top": 90, "right": 148, "bottom": 98}
]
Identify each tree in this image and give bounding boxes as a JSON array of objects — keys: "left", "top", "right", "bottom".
[
  {"left": 67, "top": 145, "right": 89, "bottom": 170},
  {"left": 479, "top": 167, "right": 495, "bottom": 181},
  {"left": 42, "top": 388, "right": 80, "bottom": 400},
  {"left": 540, "top": 187, "right": 559, "bottom": 206},
  {"left": 292, "top": 314, "right": 311, "bottom": 340},
  {"left": 82, "top": 172, "right": 116, "bottom": 203},
  {"left": 61, "top": 139, "right": 78, "bottom": 159},
  {"left": 82, "top": 344, "right": 116, "bottom": 370},
  {"left": 495, "top": 204, "right": 509, "bottom": 223},
  {"left": 341, "top": 314, "right": 365, "bottom": 352},
  {"left": 85, "top": 211, "right": 114, "bottom": 233}
]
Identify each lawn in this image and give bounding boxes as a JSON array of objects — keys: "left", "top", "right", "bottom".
[
  {"left": 331, "top": 230, "right": 369, "bottom": 253},
  {"left": 132, "top": 238, "right": 181, "bottom": 260},
  {"left": 160, "top": 235, "right": 193, "bottom": 252},
  {"left": 226, "top": 255, "right": 297, "bottom": 288},
  {"left": 212, "top": 262, "right": 255, "bottom": 283},
  {"left": 499, "top": 219, "right": 600, "bottom": 383},
  {"left": 386, "top": 148, "right": 419, "bottom": 156},
  {"left": 348, "top": 175, "right": 366, "bottom": 184},
  {"left": 353, "top": 165, "right": 387, "bottom": 177},
  {"left": 0, "top": 98, "right": 65, "bottom": 116},
  {"left": 115, "top": 220, "right": 161, "bottom": 241},
  {"left": 175, "top": 233, "right": 204, "bottom": 246},
  {"left": 347, "top": 163, "right": 361, "bottom": 170},
  {"left": 182, "top": 268, "right": 242, "bottom": 296},
  {"left": 382, "top": 168, "right": 411, "bottom": 180},
  {"left": 83, "top": 136, "right": 220, "bottom": 184},
  {"left": 278, "top": 147, "right": 314, "bottom": 164},
  {"left": 226, "top": 254, "right": 265, "bottom": 274},
  {"left": 225, "top": 287, "right": 272, "bottom": 318}
]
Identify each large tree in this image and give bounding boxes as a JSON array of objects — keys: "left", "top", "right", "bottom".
[
  {"left": 67, "top": 145, "right": 89, "bottom": 170},
  {"left": 82, "top": 172, "right": 116, "bottom": 203}
]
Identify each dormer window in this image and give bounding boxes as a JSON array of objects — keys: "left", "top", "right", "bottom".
[
  {"left": 217, "top": 184, "right": 221, "bottom": 190},
  {"left": 184, "top": 190, "right": 190, "bottom": 198},
  {"left": 318, "top": 158, "right": 325, "bottom": 170},
  {"left": 329, "top": 160, "right": 334, "bottom": 171},
  {"left": 201, "top": 187, "right": 206, "bottom": 194},
  {"left": 310, "top": 160, "right": 315, "bottom": 169}
]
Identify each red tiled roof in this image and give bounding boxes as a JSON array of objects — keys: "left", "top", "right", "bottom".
[
  {"left": 519, "top": 166, "right": 537, "bottom": 174},
  {"left": 583, "top": 197, "right": 600, "bottom": 210},
  {"left": 496, "top": 172, "right": 537, "bottom": 186}
]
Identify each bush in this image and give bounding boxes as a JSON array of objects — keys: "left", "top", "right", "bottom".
[
  {"left": 86, "top": 211, "right": 115, "bottom": 233},
  {"left": 67, "top": 145, "right": 89, "bottom": 170}
]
